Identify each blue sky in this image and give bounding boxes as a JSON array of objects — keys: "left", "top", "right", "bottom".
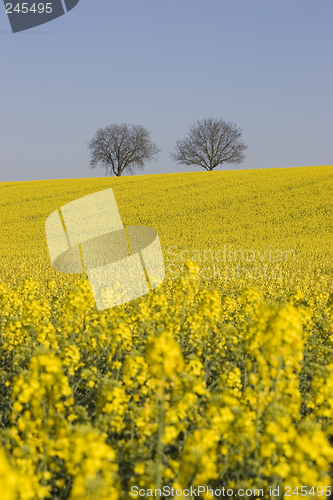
[{"left": 1, "top": 0, "right": 332, "bottom": 182}]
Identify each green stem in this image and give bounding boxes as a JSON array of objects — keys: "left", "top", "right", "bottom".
[
  {"left": 272, "top": 354, "right": 283, "bottom": 407},
  {"left": 0, "top": 306, "right": 3, "bottom": 336},
  {"left": 155, "top": 385, "right": 165, "bottom": 500},
  {"left": 254, "top": 380, "right": 262, "bottom": 462},
  {"left": 243, "top": 347, "right": 248, "bottom": 389}
]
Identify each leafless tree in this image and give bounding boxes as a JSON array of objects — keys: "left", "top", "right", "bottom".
[
  {"left": 88, "top": 124, "right": 161, "bottom": 176},
  {"left": 171, "top": 118, "right": 248, "bottom": 171}
]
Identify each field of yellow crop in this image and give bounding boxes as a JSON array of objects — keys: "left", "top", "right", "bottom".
[
  {"left": 1, "top": 165, "right": 333, "bottom": 499},
  {"left": 1, "top": 166, "right": 333, "bottom": 301}
]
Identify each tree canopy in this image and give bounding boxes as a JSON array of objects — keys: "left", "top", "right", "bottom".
[
  {"left": 88, "top": 124, "right": 161, "bottom": 176},
  {"left": 171, "top": 118, "right": 248, "bottom": 171}
]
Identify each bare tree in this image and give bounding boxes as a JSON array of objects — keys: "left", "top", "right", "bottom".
[
  {"left": 171, "top": 118, "right": 248, "bottom": 171},
  {"left": 88, "top": 124, "right": 161, "bottom": 176}
]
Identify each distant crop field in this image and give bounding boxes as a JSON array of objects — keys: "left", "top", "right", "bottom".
[
  {"left": 1, "top": 166, "right": 333, "bottom": 499},
  {"left": 1, "top": 165, "right": 333, "bottom": 301}
]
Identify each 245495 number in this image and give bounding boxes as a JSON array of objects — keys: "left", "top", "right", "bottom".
[
  {"left": 5, "top": 3, "right": 52, "bottom": 14},
  {"left": 284, "top": 486, "right": 332, "bottom": 496}
]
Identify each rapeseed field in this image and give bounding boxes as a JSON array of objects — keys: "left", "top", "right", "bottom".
[{"left": 1, "top": 165, "right": 333, "bottom": 499}]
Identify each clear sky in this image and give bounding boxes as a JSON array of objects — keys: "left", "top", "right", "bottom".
[{"left": 1, "top": 0, "right": 332, "bottom": 182}]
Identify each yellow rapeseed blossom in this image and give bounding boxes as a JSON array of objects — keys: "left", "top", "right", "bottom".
[{"left": 1, "top": 167, "right": 333, "bottom": 498}]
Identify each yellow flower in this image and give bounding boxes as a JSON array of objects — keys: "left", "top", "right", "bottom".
[{"left": 134, "top": 463, "right": 145, "bottom": 475}]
